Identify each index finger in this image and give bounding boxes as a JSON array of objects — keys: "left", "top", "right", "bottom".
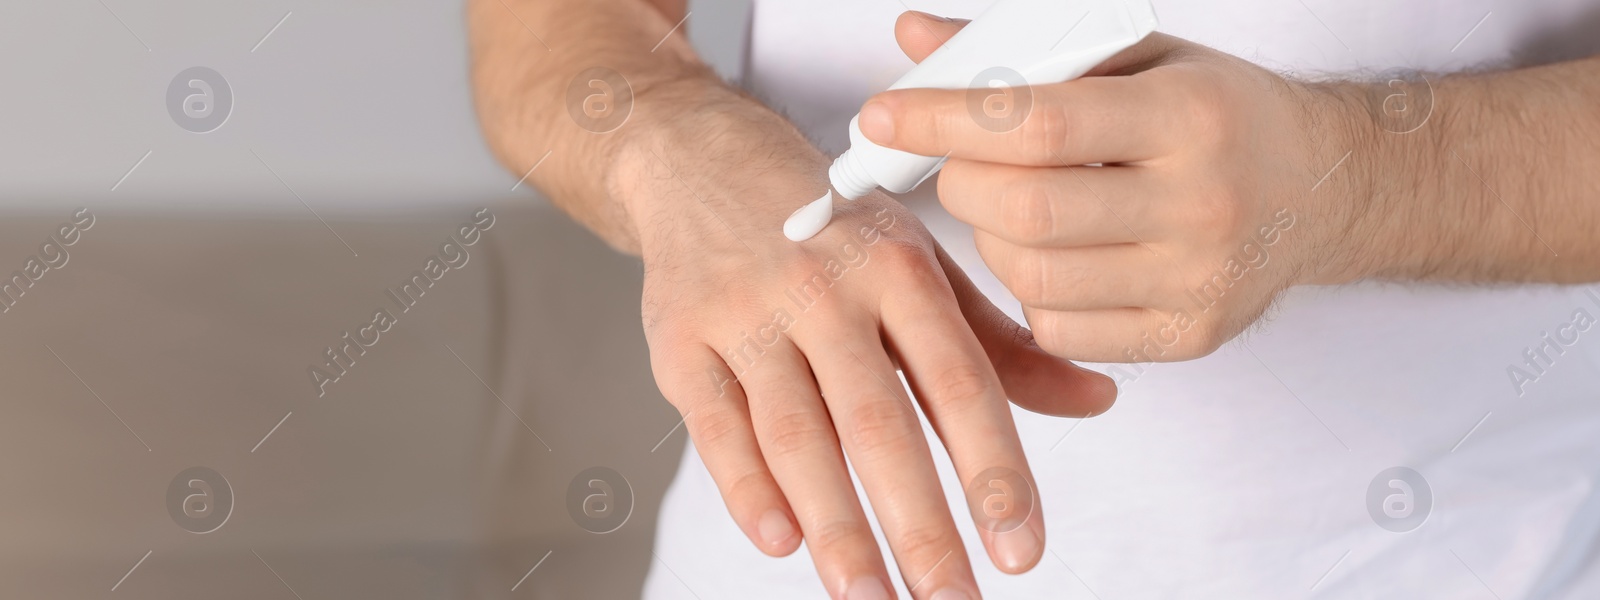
[{"left": 858, "top": 71, "right": 1180, "bottom": 167}]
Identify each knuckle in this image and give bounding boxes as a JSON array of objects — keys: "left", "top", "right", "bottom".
[
  {"left": 935, "top": 163, "right": 969, "bottom": 211},
  {"left": 1034, "top": 334, "right": 1072, "bottom": 359},
  {"left": 937, "top": 161, "right": 984, "bottom": 219},
  {"left": 650, "top": 372, "right": 692, "bottom": 411},
  {"left": 807, "top": 518, "right": 875, "bottom": 552},
  {"left": 875, "top": 238, "right": 939, "bottom": 279},
  {"left": 893, "top": 523, "right": 958, "bottom": 559},
  {"left": 646, "top": 320, "right": 716, "bottom": 376},
  {"left": 1026, "top": 311, "right": 1072, "bottom": 356},
  {"left": 1178, "top": 74, "right": 1234, "bottom": 143},
  {"left": 689, "top": 406, "right": 747, "bottom": 453},
  {"left": 1190, "top": 192, "right": 1247, "bottom": 239},
  {"left": 925, "top": 362, "right": 996, "bottom": 406},
  {"left": 999, "top": 179, "right": 1059, "bottom": 245},
  {"left": 760, "top": 408, "right": 835, "bottom": 460},
  {"left": 1002, "top": 248, "right": 1054, "bottom": 307},
  {"left": 651, "top": 366, "right": 712, "bottom": 414},
  {"left": 845, "top": 399, "right": 919, "bottom": 458},
  {"left": 1175, "top": 318, "right": 1227, "bottom": 359},
  {"left": 1020, "top": 103, "right": 1072, "bottom": 162}
]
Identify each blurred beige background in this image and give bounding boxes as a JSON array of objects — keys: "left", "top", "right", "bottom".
[
  {"left": 0, "top": 0, "right": 752, "bottom": 597},
  {"left": 0, "top": 204, "right": 689, "bottom": 599}
]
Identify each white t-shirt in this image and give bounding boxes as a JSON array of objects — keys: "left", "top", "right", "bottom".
[{"left": 647, "top": 1, "right": 1600, "bottom": 598}]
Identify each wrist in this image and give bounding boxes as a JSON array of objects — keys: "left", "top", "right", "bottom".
[
  {"left": 1294, "top": 76, "right": 1441, "bottom": 284},
  {"left": 606, "top": 83, "right": 833, "bottom": 254}
]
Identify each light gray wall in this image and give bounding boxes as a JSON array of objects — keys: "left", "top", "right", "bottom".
[
  {"left": 691, "top": 0, "right": 753, "bottom": 82},
  {"left": 0, "top": 0, "right": 749, "bottom": 215}
]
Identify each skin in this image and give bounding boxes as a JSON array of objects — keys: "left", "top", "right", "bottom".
[
  {"left": 468, "top": 1, "right": 1114, "bottom": 599},
  {"left": 470, "top": 1, "right": 1600, "bottom": 596},
  {"left": 868, "top": 13, "right": 1600, "bottom": 363}
]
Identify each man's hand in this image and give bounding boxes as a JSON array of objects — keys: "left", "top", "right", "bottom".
[
  {"left": 468, "top": 2, "right": 1115, "bottom": 598},
  {"left": 617, "top": 112, "right": 1113, "bottom": 598},
  {"left": 861, "top": 14, "right": 1361, "bottom": 362},
  {"left": 865, "top": 12, "right": 1600, "bottom": 363}
]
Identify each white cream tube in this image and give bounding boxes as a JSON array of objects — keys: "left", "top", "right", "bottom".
[{"left": 828, "top": 0, "right": 1159, "bottom": 200}]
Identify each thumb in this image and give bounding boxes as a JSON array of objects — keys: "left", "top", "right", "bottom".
[
  {"left": 894, "top": 11, "right": 970, "bottom": 63},
  {"left": 935, "top": 244, "right": 1118, "bottom": 417}
]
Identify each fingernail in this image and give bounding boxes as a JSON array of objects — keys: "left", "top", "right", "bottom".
[
  {"left": 994, "top": 525, "right": 1040, "bottom": 572},
  {"left": 844, "top": 577, "right": 891, "bottom": 600},
  {"left": 859, "top": 100, "right": 896, "bottom": 145},
  {"left": 931, "top": 589, "right": 972, "bottom": 600},
  {"left": 758, "top": 509, "right": 795, "bottom": 547}
]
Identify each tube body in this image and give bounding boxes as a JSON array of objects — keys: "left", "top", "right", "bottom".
[{"left": 829, "top": 0, "right": 1159, "bottom": 199}]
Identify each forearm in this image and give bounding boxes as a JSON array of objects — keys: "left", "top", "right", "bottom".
[
  {"left": 467, "top": 0, "right": 820, "bottom": 255},
  {"left": 1330, "top": 56, "right": 1600, "bottom": 284}
]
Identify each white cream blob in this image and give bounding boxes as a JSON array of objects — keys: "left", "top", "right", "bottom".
[{"left": 782, "top": 190, "right": 833, "bottom": 242}]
